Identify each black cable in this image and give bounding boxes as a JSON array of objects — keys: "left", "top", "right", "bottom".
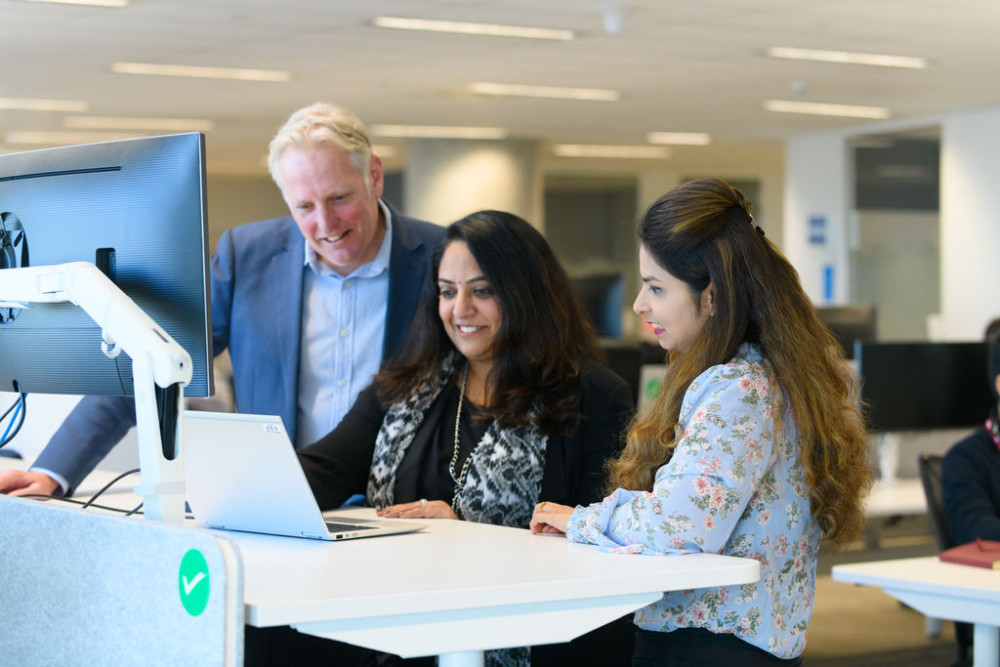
[
  {"left": 18, "top": 494, "right": 195, "bottom": 520},
  {"left": 18, "top": 494, "right": 145, "bottom": 514},
  {"left": 81, "top": 468, "right": 141, "bottom": 509},
  {"left": 18, "top": 446, "right": 196, "bottom": 520},
  {"left": 0, "top": 391, "right": 19, "bottom": 421}
]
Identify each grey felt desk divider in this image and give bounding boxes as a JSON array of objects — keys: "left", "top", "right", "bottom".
[{"left": 0, "top": 495, "right": 243, "bottom": 665}]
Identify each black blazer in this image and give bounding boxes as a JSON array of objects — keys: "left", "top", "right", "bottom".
[{"left": 299, "top": 359, "right": 634, "bottom": 518}]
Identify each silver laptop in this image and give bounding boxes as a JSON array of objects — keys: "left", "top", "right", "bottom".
[{"left": 182, "top": 411, "right": 423, "bottom": 541}]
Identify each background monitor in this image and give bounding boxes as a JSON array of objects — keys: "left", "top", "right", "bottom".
[
  {"left": 856, "top": 341, "right": 992, "bottom": 432},
  {"left": 816, "top": 303, "right": 877, "bottom": 359},
  {"left": 571, "top": 271, "right": 625, "bottom": 339},
  {"left": 0, "top": 133, "right": 213, "bottom": 398}
]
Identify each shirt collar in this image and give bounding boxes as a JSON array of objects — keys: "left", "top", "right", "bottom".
[{"left": 303, "top": 199, "right": 393, "bottom": 279}]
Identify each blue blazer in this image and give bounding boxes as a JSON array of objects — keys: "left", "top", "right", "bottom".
[{"left": 34, "top": 204, "right": 443, "bottom": 494}]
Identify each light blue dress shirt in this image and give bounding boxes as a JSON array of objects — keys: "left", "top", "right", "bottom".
[{"left": 295, "top": 202, "right": 393, "bottom": 448}]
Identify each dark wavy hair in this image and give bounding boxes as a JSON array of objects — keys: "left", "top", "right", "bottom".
[
  {"left": 608, "top": 178, "right": 872, "bottom": 548},
  {"left": 374, "top": 210, "right": 603, "bottom": 433}
]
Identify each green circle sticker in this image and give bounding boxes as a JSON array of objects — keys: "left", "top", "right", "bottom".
[
  {"left": 178, "top": 549, "right": 210, "bottom": 616},
  {"left": 644, "top": 377, "right": 662, "bottom": 401}
]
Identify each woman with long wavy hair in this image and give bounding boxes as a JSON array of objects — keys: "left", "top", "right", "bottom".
[{"left": 531, "top": 178, "right": 872, "bottom": 666}]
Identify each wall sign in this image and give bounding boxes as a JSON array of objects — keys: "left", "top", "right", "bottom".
[{"left": 808, "top": 215, "right": 827, "bottom": 245}]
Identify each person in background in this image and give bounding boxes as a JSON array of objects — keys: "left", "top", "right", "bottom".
[
  {"left": 254, "top": 210, "right": 635, "bottom": 666},
  {"left": 942, "top": 317, "right": 1000, "bottom": 544},
  {"left": 530, "top": 178, "right": 872, "bottom": 666},
  {"left": 0, "top": 102, "right": 443, "bottom": 498}
]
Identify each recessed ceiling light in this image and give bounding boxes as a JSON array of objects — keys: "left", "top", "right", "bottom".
[
  {"left": 647, "top": 132, "right": 711, "bottom": 146},
  {"left": 764, "top": 100, "right": 891, "bottom": 120},
  {"left": 0, "top": 97, "right": 89, "bottom": 112},
  {"left": 64, "top": 116, "right": 215, "bottom": 132},
  {"left": 373, "top": 17, "right": 573, "bottom": 41},
  {"left": 468, "top": 82, "right": 620, "bottom": 102},
  {"left": 5, "top": 131, "right": 147, "bottom": 145},
  {"left": 552, "top": 144, "right": 670, "bottom": 159},
  {"left": 23, "top": 0, "right": 128, "bottom": 6},
  {"left": 112, "top": 62, "right": 291, "bottom": 83},
  {"left": 767, "top": 47, "right": 926, "bottom": 69},
  {"left": 370, "top": 125, "right": 508, "bottom": 140}
]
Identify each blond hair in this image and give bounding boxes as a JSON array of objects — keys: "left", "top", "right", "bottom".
[{"left": 267, "top": 102, "right": 373, "bottom": 192}]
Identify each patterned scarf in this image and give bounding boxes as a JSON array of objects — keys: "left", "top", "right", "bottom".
[{"left": 367, "top": 352, "right": 549, "bottom": 528}]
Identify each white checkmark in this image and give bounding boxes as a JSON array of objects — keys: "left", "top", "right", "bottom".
[{"left": 182, "top": 572, "right": 206, "bottom": 596}]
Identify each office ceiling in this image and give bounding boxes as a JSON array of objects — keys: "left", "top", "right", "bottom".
[{"left": 2, "top": 0, "right": 997, "bottom": 174}]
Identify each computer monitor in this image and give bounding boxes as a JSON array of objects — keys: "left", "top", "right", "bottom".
[
  {"left": 572, "top": 271, "right": 626, "bottom": 339},
  {"left": 0, "top": 133, "right": 213, "bottom": 398},
  {"left": 856, "top": 341, "right": 993, "bottom": 432},
  {"left": 816, "top": 303, "right": 877, "bottom": 359}
]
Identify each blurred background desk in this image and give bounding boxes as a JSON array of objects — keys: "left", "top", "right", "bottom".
[{"left": 833, "top": 556, "right": 1000, "bottom": 667}]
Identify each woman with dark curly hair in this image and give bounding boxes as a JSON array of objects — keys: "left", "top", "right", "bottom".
[
  {"left": 531, "top": 178, "right": 872, "bottom": 667},
  {"left": 272, "top": 209, "right": 635, "bottom": 666}
]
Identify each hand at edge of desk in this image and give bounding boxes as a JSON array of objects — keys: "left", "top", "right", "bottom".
[
  {"left": 530, "top": 501, "right": 573, "bottom": 535},
  {"left": 0, "top": 469, "right": 59, "bottom": 497},
  {"left": 376, "top": 499, "right": 458, "bottom": 520}
]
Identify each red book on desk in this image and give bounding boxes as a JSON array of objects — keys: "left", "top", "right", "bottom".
[{"left": 939, "top": 539, "right": 1000, "bottom": 570}]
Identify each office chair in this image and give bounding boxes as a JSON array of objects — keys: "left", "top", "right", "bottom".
[{"left": 917, "top": 453, "right": 973, "bottom": 666}]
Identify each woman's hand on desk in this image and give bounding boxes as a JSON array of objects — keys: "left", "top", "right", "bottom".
[
  {"left": 376, "top": 499, "right": 458, "bottom": 520},
  {"left": 0, "top": 469, "right": 59, "bottom": 497},
  {"left": 530, "top": 501, "right": 574, "bottom": 535}
]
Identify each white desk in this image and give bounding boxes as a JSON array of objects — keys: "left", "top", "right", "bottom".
[
  {"left": 4, "top": 454, "right": 760, "bottom": 666},
  {"left": 833, "top": 556, "right": 1000, "bottom": 667},
  {"left": 233, "top": 508, "right": 760, "bottom": 666}
]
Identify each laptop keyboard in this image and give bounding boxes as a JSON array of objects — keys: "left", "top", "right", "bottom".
[{"left": 325, "top": 521, "right": 377, "bottom": 532}]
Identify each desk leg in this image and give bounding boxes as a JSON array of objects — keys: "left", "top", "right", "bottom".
[
  {"left": 972, "top": 623, "right": 999, "bottom": 667},
  {"left": 438, "top": 650, "right": 484, "bottom": 667}
]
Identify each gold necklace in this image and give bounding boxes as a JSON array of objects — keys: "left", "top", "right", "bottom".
[{"left": 449, "top": 364, "right": 472, "bottom": 514}]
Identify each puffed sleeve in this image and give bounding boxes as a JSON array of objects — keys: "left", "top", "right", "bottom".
[{"left": 568, "top": 362, "right": 783, "bottom": 555}]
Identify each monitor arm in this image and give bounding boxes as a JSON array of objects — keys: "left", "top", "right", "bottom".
[{"left": 0, "top": 261, "right": 192, "bottom": 523}]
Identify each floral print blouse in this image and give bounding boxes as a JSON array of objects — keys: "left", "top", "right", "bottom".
[{"left": 566, "top": 343, "right": 821, "bottom": 659}]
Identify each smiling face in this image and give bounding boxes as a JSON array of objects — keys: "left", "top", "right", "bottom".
[
  {"left": 278, "top": 142, "right": 385, "bottom": 276},
  {"left": 437, "top": 241, "right": 503, "bottom": 374},
  {"left": 633, "top": 245, "right": 712, "bottom": 353}
]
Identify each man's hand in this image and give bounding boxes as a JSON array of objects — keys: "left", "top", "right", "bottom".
[{"left": 0, "top": 469, "right": 60, "bottom": 497}]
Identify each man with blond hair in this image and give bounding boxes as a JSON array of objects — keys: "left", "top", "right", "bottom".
[{"left": 0, "top": 103, "right": 443, "bottom": 497}]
